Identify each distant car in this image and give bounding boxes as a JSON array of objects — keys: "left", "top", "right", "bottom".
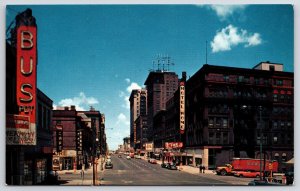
[
  {"left": 126, "top": 156, "right": 131, "bottom": 160},
  {"left": 234, "top": 171, "right": 263, "bottom": 178},
  {"left": 118, "top": 155, "right": 122, "bottom": 158},
  {"left": 148, "top": 158, "right": 157, "bottom": 164},
  {"left": 105, "top": 162, "right": 113, "bottom": 169}
]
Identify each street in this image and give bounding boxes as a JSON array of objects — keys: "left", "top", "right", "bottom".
[{"left": 100, "top": 155, "right": 253, "bottom": 186}]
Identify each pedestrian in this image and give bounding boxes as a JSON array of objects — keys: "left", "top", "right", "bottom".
[
  {"left": 199, "top": 164, "right": 202, "bottom": 173},
  {"left": 202, "top": 165, "right": 205, "bottom": 173},
  {"left": 80, "top": 169, "right": 85, "bottom": 180}
]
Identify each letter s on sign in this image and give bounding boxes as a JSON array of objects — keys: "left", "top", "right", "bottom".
[{"left": 20, "top": 84, "right": 33, "bottom": 102}]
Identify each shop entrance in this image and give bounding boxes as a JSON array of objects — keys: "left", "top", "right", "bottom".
[{"left": 63, "top": 158, "right": 73, "bottom": 170}]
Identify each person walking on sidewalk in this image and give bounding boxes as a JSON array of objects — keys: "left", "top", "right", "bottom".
[
  {"left": 80, "top": 169, "right": 85, "bottom": 180},
  {"left": 199, "top": 164, "right": 203, "bottom": 173},
  {"left": 202, "top": 165, "right": 205, "bottom": 173}
]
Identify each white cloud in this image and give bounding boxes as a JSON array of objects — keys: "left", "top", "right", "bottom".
[
  {"left": 119, "top": 81, "right": 143, "bottom": 109},
  {"left": 201, "top": 5, "right": 247, "bottom": 21},
  {"left": 211, "top": 25, "right": 262, "bottom": 53},
  {"left": 125, "top": 78, "right": 130, "bottom": 83},
  {"left": 126, "top": 82, "right": 141, "bottom": 93},
  {"left": 116, "top": 113, "right": 130, "bottom": 126},
  {"left": 57, "top": 92, "right": 99, "bottom": 111}
]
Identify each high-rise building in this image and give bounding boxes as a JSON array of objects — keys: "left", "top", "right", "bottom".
[
  {"left": 144, "top": 70, "right": 179, "bottom": 150},
  {"left": 129, "top": 89, "right": 147, "bottom": 148}
]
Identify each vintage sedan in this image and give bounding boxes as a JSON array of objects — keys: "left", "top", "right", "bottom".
[{"left": 234, "top": 170, "right": 263, "bottom": 178}]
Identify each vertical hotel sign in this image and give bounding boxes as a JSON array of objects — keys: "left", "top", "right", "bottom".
[
  {"left": 6, "top": 26, "right": 37, "bottom": 145},
  {"left": 179, "top": 81, "right": 185, "bottom": 134}
]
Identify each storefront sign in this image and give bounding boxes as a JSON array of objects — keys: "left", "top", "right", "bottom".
[
  {"left": 145, "top": 142, "right": 153, "bottom": 151},
  {"left": 165, "top": 142, "right": 183, "bottom": 149},
  {"left": 6, "top": 25, "right": 37, "bottom": 145},
  {"left": 179, "top": 81, "right": 185, "bottom": 134}
]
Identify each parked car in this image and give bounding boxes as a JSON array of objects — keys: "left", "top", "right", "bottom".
[
  {"left": 161, "top": 163, "right": 168, "bottom": 168},
  {"left": 285, "top": 171, "right": 294, "bottom": 185},
  {"left": 148, "top": 158, "right": 157, "bottom": 164},
  {"left": 126, "top": 156, "right": 131, "bottom": 160},
  {"left": 105, "top": 162, "right": 113, "bottom": 169},
  {"left": 234, "top": 170, "right": 263, "bottom": 178},
  {"left": 135, "top": 155, "right": 141, "bottom": 159},
  {"left": 248, "top": 179, "right": 283, "bottom": 186},
  {"left": 166, "top": 163, "right": 177, "bottom": 170},
  {"left": 118, "top": 155, "right": 122, "bottom": 158}
]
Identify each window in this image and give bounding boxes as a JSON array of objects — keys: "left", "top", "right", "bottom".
[
  {"left": 209, "top": 132, "right": 214, "bottom": 144},
  {"left": 273, "top": 135, "right": 278, "bottom": 144},
  {"left": 269, "top": 65, "right": 275, "bottom": 71},
  {"left": 208, "top": 118, "right": 214, "bottom": 128},
  {"left": 273, "top": 94, "right": 278, "bottom": 102},
  {"left": 216, "top": 133, "right": 221, "bottom": 144},
  {"left": 273, "top": 121, "right": 278, "bottom": 129},
  {"left": 223, "top": 132, "right": 228, "bottom": 144},
  {"left": 216, "top": 118, "right": 221, "bottom": 128},
  {"left": 223, "top": 118, "right": 228, "bottom": 128}
]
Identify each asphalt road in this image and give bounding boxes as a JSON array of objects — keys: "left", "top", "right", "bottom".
[{"left": 100, "top": 155, "right": 250, "bottom": 186}]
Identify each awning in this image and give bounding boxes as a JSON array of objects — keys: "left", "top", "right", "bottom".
[{"left": 285, "top": 158, "right": 294, "bottom": 164}]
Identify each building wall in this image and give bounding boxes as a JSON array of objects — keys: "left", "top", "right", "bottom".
[
  {"left": 145, "top": 71, "right": 178, "bottom": 146},
  {"left": 185, "top": 64, "right": 294, "bottom": 170}
]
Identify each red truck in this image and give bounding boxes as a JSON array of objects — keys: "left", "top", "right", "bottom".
[{"left": 216, "top": 158, "right": 278, "bottom": 176}]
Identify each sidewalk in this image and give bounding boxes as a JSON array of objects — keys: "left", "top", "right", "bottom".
[
  {"left": 57, "top": 157, "right": 105, "bottom": 186},
  {"left": 143, "top": 156, "right": 215, "bottom": 175}
]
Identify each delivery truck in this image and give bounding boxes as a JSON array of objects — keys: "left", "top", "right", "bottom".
[{"left": 216, "top": 158, "right": 278, "bottom": 176}]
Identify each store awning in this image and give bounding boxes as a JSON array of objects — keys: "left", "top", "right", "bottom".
[{"left": 285, "top": 158, "right": 294, "bottom": 164}]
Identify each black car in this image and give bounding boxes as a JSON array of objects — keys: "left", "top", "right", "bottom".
[
  {"left": 285, "top": 171, "right": 294, "bottom": 185},
  {"left": 161, "top": 163, "right": 168, "bottom": 168},
  {"left": 105, "top": 162, "right": 113, "bottom": 169},
  {"left": 167, "top": 163, "right": 177, "bottom": 170},
  {"left": 248, "top": 180, "right": 283, "bottom": 186}
]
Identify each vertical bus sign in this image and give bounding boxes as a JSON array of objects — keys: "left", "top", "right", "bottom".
[
  {"left": 14, "top": 25, "right": 37, "bottom": 145},
  {"left": 179, "top": 81, "right": 185, "bottom": 134}
]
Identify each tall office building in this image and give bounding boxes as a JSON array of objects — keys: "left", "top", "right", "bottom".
[{"left": 129, "top": 89, "right": 147, "bottom": 148}]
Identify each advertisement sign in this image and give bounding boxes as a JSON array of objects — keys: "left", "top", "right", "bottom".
[
  {"left": 179, "top": 81, "right": 185, "bottom": 134},
  {"left": 6, "top": 25, "right": 37, "bottom": 145},
  {"left": 165, "top": 142, "right": 183, "bottom": 149},
  {"left": 145, "top": 142, "right": 153, "bottom": 151}
]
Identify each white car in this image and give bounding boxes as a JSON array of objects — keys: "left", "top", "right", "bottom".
[
  {"left": 126, "top": 156, "right": 131, "bottom": 160},
  {"left": 135, "top": 155, "right": 141, "bottom": 159}
]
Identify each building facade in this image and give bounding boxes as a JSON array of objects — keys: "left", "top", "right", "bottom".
[
  {"left": 52, "top": 106, "right": 104, "bottom": 171},
  {"left": 144, "top": 71, "right": 179, "bottom": 152},
  {"left": 129, "top": 89, "right": 147, "bottom": 148},
  {"left": 185, "top": 63, "right": 294, "bottom": 170},
  {"left": 6, "top": 9, "right": 54, "bottom": 185}
]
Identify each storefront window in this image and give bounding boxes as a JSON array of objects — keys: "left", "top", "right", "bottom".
[
  {"left": 24, "top": 160, "right": 33, "bottom": 185},
  {"left": 36, "top": 159, "right": 47, "bottom": 184}
]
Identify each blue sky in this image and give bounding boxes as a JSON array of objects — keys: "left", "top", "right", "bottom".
[{"left": 6, "top": 5, "right": 294, "bottom": 150}]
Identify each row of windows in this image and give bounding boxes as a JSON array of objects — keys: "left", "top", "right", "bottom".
[
  {"left": 208, "top": 117, "right": 228, "bottom": 128},
  {"left": 273, "top": 94, "right": 293, "bottom": 103},
  {"left": 206, "top": 74, "right": 293, "bottom": 87},
  {"left": 256, "top": 133, "right": 293, "bottom": 145},
  {"left": 208, "top": 132, "right": 229, "bottom": 145}
]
